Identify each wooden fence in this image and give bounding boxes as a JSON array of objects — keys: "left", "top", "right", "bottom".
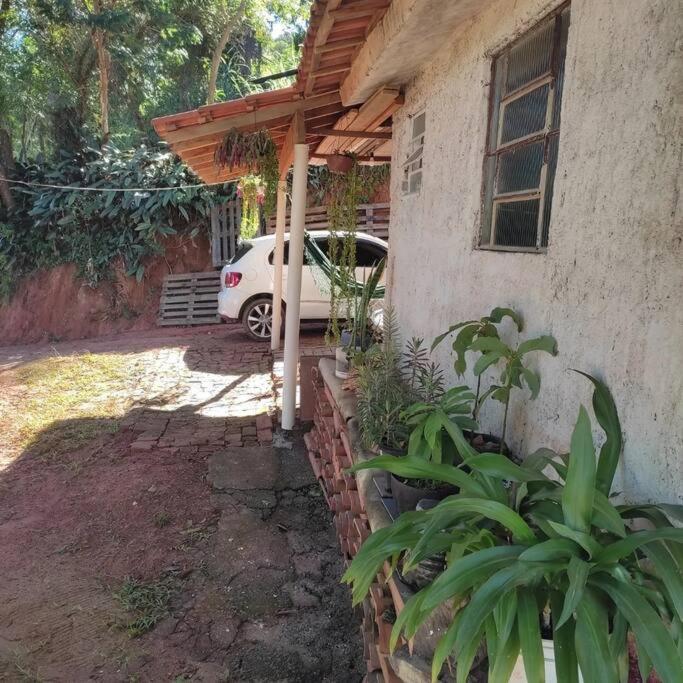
[
  {"left": 265, "top": 202, "right": 390, "bottom": 239},
  {"left": 210, "top": 200, "right": 390, "bottom": 267}
]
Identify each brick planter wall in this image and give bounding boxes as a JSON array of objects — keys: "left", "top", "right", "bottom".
[{"left": 304, "top": 359, "right": 452, "bottom": 683}]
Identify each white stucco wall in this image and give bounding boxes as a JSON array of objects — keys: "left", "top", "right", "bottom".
[{"left": 388, "top": 0, "right": 683, "bottom": 503}]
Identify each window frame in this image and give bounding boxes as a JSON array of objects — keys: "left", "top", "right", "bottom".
[
  {"left": 402, "top": 109, "right": 426, "bottom": 196},
  {"left": 479, "top": 3, "right": 570, "bottom": 253}
]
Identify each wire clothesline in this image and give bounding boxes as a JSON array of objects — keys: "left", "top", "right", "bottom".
[{"left": 2, "top": 178, "right": 228, "bottom": 192}]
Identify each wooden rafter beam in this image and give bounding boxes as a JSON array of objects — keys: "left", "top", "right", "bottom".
[
  {"left": 316, "top": 128, "right": 391, "bottom": 139},
  {"left": 311, "top": 153, "right": 391, "bottom": 163},
  {"left": 304, "top": 0, "right": 343, "bottom": 97},
  {"left": 163, "top": 91, "right": 339, "bottom": 146}
]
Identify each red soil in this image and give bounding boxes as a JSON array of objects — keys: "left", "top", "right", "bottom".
[{"left": 0, "top": 234, "right": 215, "bottom": 346}]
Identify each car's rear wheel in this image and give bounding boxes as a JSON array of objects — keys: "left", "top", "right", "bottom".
[{"left": 241, "top": 297, "right": 276, "bottom": 341}]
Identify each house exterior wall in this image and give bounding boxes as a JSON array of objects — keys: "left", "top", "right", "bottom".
[{"left": 387, "top": 0, "right": 683, "bottom": 503}]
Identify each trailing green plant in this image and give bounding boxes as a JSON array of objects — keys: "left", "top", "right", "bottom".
[
  {"left": 236, "top": 174, "right": 263, "bottom": 239},
  {"left": 214, "top": 128, "right": 279, "bottom": 217},
  {"left": 0, "top": 145, "right": 231, "bottom": 292},
  {"left": 344, "top": 374, "right": 683, "bottom": 683},
  {"left": 326, "top": 160, "right": 390, "bottom": 344}
]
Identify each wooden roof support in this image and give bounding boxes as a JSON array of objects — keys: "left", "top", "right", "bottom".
[
  {"left": 304, "top": 0, "right": 344, "bottom": 97},
  {"left": 162, "top": 91, "right": 339, "bottom": 146},
  {"left": 316, "top": 128, "right": 391, "bottom": 139},
  {"left": 279, "top": 111, "right": 306, "bottom": 179},
  {"left": 311, "top": 153, "right": 391, "bottom": 163}
]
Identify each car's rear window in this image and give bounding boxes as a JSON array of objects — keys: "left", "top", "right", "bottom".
[{"left": 228, "top": 242, "right": 253, "bottom": 264}]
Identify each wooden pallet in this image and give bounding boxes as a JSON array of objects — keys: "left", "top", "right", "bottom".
[{"left": 157, "top": 271, "right": 222, "bottom": 326}]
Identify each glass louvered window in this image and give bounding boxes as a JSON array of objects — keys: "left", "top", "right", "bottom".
[
  {"left": 480, "top": 6, "right": 570, "bottom": 251},
  {"left": 402, "top": 111, "right": 425, "bottom": 195}
]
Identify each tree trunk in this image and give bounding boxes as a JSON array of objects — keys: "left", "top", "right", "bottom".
[
  {"left": 0, "top": 127, "right": 15, "bottom": 210},
  {"left": 207, "top": 0, "right": 248, "bottom": 106},
  {"left": 92, "top": 0, "right": 111, "bottom": 145}
]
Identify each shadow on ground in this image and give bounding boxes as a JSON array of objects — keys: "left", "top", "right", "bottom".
[{"left": 0, "top": 386, "right": 363, "bottom": 681}]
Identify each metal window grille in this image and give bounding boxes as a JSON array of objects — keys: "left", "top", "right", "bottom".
[
  {"left": 480, "top": 5, "right": 570, "bottom": 251},
  {"left": 402, "top": 111, "right": 426, "bottom": 195}
]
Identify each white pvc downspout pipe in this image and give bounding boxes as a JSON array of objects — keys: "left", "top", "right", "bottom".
[
  {"left": 281, "top": 143, "right": 309, "bottom": 429},
  {"left": 270, "top": 180, "right": 287, "bottom": 352}
]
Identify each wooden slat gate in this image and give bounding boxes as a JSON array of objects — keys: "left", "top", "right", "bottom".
[
  {"left": 157, "top": 271, "right": 222, "bottom": 326},
  {"left": 210, "top": 199, "right": 241, "bottom": 267},
  {"left": 265, "top": 202, "right": 390, "bottom": 239}
]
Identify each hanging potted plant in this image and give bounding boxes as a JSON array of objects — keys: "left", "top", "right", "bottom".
[
  {"left": 215, "top": 128, "right": 279, "bottom": 234},
  {"left": 327, "top": 150, "right": 355, "bottom": 174}
]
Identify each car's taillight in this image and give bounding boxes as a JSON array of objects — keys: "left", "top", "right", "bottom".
[{"left": 225, "top": 272, "right": 242, "bottom": 288}]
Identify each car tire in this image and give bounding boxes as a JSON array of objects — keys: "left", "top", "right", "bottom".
[{"left": 241, "top": 297, "right": 280, "bottom": 342}]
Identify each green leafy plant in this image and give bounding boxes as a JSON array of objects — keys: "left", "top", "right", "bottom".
[
  {"left": 402, "top": 386, "right": 478, "bottom": 465},
  {"left": 432, "top": 307, "right": 523, "bottom": 417},
  {"left": 356, "top": 308, "right": 411, "bottom": 451},
  {"left": 0, "top": 145, "right": 230, "bottom": 292},
  {"left": 433, "top": 309, "right": 557, "bottom": 453},
  {"left": 214, "top": 128, "right": 278, "bottom": 216},
  {"left": 343, "top": 374, "right": 683, "bottom": 683},
  {"left": 472, "top": 332, "right": 557, "bottom": 453}
]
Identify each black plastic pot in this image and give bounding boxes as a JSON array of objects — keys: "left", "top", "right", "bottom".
[
  {"left": 390, "top": 474, "right": 456, "bottom": 514},
  {"left": 378, "top": 442, "right": 407, "bottom": 457}
]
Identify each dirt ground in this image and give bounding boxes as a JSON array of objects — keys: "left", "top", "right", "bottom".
[{"left": 0, "top": 324, "right": 362, "bottom": 682}]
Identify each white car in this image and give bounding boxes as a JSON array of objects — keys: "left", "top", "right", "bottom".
[{"left": 217, "top": 231, "right": 388, "bottom": 341}]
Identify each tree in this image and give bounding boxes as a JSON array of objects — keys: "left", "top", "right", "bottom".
[
  {"left": 207, "top": 0, "right": 248, "bottom": 105},
  {"left": 91, "top": 0, "right": 113, "bottom": 144}
]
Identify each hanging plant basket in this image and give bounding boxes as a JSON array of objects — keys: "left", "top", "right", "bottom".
[{"left": 327, "top": 153, "right": 355, "bottom": 174}]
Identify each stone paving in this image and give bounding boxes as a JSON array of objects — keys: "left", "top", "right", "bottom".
[{"left": 0, "top": 323, "right": 363, "bottom": 681}]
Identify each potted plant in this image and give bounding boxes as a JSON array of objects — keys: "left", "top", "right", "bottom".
[
  {"left": 389, "top": 386, "right": 479, "bottom": 514},
  {"left": 215, "top": 128, "right": 279, "bottom": 229},
  {"left": 334, "top": 257, "right": 385, "bottom": 378},
  {"left": 327, "top": 151, "right": 355, "bottom": 174},
  {"left": 344, "top": 374, "right": 683, "bottom": 683},
  {"left": 433, "top": 309, "right": 557, "bottom": 455}
]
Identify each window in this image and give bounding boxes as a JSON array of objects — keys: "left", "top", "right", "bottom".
[
  {"left": 480, "top": 6, "right": 570, "bottom": 251},
  {"left": 402, "top": 111, "right": 425, "bottom": 195},
  {"left": 355, "top": 239, "right": 386, "bottom": 267},
  {"left": 269, "top": 237, "right": 329, "bottom": 265}
]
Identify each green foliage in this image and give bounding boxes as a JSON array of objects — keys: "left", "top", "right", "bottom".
[
  {"left": 236, "top": 174, "right": 263, "bottom": 239},
  {"left": 326, "top": 160, "right": 390, "bottom": 343},
  {"left": 114, "top": 574, "right": 181, "bottom": 638},
  {"left": 344, "top": 375, "right": 683, "bottom": 683},
  {"left": 0, "top": 144, "right": 231, "bottom": 290},
  {"left": 216, "top": 128, "right": 279, "bottom": 217},
  {"left": 403, "top": 386, "right": 478, "bottom": 465},
  {"left": 434, "top": 308, "right": 557, "bottom": 452},
  {"left": 0, "top": 1, "right": 312, "bottom": 159},
  {"left": 355, "top": 308, "right": 411, "bottom": 451}
]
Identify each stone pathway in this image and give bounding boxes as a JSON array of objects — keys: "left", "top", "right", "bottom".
[{"left": 0, "top": 324, "right": 362, "bottom": 682}]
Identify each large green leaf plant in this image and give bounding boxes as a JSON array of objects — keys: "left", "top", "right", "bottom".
[{"left": 343, "top": 374, "right": 683, "bottom": 682}]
